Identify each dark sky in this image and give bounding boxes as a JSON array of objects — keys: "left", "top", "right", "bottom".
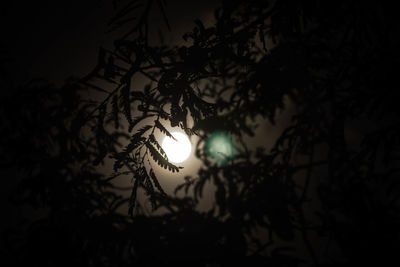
[
  {"left": 0, "top": 0, "right": 219, "bottom": 85},
  {"left": 1, "top": 0, "right": 119, "bottom": 84}
]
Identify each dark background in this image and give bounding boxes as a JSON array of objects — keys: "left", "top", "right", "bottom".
[{"left": 1, "top": 1, "right": 400, "bottom": 266}]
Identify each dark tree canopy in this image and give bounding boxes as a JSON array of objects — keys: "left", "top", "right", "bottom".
[{"left": 1, "top": 0, "right": 400, "bottom": 266}]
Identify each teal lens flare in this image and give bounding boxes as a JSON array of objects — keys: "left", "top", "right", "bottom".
[{"left": 205, "top": 131, "right": 237, "bottom": 166}]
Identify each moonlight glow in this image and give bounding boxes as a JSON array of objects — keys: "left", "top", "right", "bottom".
[
  {"left": 205, "top": 131, "right": 237, "bottom": 166},
  {"left": 161, "top": 132, "right": 192, "bottom": 163}
]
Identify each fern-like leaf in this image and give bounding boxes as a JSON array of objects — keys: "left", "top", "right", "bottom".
[
  {"left": 128, "top": 174, "right": 139, "bottom": 216},
  {"left": 144, "top": 176, "right": 158, "bottom": 210},
  {"left": 94, "top": 105, "right": 108, "bottom": 165},
  {"left": 154, "top": 119, "right": 176, "bottom": 141},
  {"left": 149, "top": 133, "right": 168, "bottom": 159},
  {"left": 123, "top": 124, "right": 152, "bottom": 154},
  {"left": 145, "top": 142, "right": 180, "bottom": 172},
  {"left": 112, "top": 125, "right": 151, "bottom": 171},
  {"left": 150, "top": 168, "right": 166, "bottom": 195},
  {"left": 132, "top": 125, "right": 152, "bottom": 141},
  {"left": 120, "top": 85, "right": 133, "bottom": 130}
]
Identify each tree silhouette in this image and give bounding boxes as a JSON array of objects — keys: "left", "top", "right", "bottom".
[{"left": 1, "top": 0, "right": 400, "bottom": 266}]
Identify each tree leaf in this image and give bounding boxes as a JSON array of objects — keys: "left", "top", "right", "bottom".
[
  {"left": 112, "top": 125, "right": 151, "bottom": 171},
  {"left": 120, "top": 85, "right": 133, "bottom": 130},
  {"left": 149, "top": 168, "right": 166, "bottom": 195},
  {"left": 128, "top": 174, "right": 139, "bottom": 216},
  {"left": 145, "top": 142, "right": 180, "bottom": 172},
  {"left": 132, "top": 125, "right": 152, "bottom": 141},
  {"left": 149, "top": 133, "right": 168, "bottom": 159},
  {"left": 154, "top": 119, "right": 176, "bottom": 141}
]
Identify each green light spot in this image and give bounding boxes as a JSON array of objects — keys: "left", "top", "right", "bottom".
[{"left": 205, "top": 131, "right": 237, "bottom": 166}]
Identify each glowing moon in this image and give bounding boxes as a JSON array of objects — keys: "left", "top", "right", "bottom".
[{"left": 162, "top": 132, "right": 192, "bottom": 163}]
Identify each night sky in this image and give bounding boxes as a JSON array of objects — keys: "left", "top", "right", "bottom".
[
  {"left": 1, "top": 1, "right": 400, "bottom": 266},
  {"left": 0, "top": 0, "right": 218, "bottom": 85}
]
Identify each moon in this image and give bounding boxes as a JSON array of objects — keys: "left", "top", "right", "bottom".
[{"left": 161, "top": 132, "right": 192, "bottom": 163}]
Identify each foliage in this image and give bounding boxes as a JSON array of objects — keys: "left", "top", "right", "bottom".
[{"left": 2, "top": 0, "right": 400, "bottom": 266}]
